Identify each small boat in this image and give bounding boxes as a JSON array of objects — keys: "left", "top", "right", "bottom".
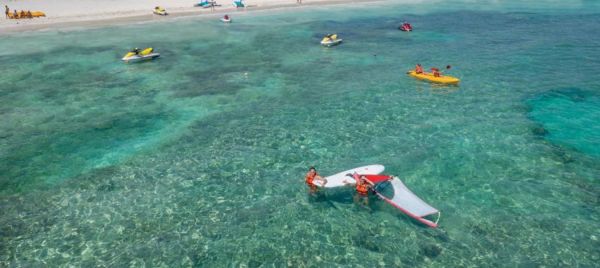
[
  {"left": 153, "top": 6, "right": 168, "bottom": 16},
  {"left": 122, "top": 48, "right": 160, "bottom": 63},
  {"left": 320, "top": 34, "right": 343, "bottom": 47},
  {"left": 407, "top": 70, "right": 460, "bottom": 85}
]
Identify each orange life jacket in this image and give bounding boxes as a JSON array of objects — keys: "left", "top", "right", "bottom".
[
  {"left": 356, "top": 181, "right": 369, "bottom": 195},
  {"left": 305, "top": 173, "right": 316, "bottom": 185}
]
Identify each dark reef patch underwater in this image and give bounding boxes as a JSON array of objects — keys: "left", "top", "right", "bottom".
[{"left": 527, "top": 88, "right": 600, "bottom": 158}]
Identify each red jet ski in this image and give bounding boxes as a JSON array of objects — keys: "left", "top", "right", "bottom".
[{"left": 399, "top": 23, "right": 413, "bottom": 32}]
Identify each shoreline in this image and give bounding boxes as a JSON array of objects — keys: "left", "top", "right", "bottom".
[{"left": 0, "top": 0, "right": 385, "bottom": 35}]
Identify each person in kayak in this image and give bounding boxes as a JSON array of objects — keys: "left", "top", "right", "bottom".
[
  {"left": 305, "top": 166, "right": 327, "bottom": 193},
  {"left": 353, "top": 174, "right": 374, "bottom": 207},
  {"left": 431, "top": 67, "right": 441, "bottom": 77},
  {"left": 415, "top": 64, "right": 424, "bottom": 74}
]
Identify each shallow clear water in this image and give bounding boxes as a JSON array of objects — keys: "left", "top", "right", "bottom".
[{"left": 1, "top": 1, "right": 599, "bottom": 266}]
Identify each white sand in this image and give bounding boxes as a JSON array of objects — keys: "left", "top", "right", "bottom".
[{"left": 0, "top": 0, "right": 387, "bottom": 33}]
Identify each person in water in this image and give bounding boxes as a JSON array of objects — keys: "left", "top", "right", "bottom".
[
  {"left": 415, "top": 64, "right": 424, "bottom": 74},
  {"left": 354, "top": 175, "right": 374, "bottom": 207},
  {"left": 224, "top": 14, "right": 229, "bottom": 20},
  {"left": 305, "top": 166, "right": 327, "bottom": 193}
]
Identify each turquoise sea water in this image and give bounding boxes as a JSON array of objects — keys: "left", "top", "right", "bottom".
[{"left": 1, "top": 0, "right": 599, "bottom": 266}]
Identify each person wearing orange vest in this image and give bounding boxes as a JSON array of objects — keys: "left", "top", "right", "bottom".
[
  {"left": 305, "top": 166, "right": 327, "bottom": 193},
  {"left": 353, "top": 174, "right": 374, "bottom": 207}
]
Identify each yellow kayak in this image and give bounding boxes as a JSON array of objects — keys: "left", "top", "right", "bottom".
[{"left": 407, "top": 70, "right": 460, "bottom": 84}]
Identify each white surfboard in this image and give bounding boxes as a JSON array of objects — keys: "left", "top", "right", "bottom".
[{"left": 313, "top": 164, "right": 385, "bottom": 188}]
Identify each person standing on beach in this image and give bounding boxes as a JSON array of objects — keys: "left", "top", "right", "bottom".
[
  {"left": 297, "top": 0, "right": 302, "bottom": 4},
  {"left": 5, "top": 5, "right": 9, "bottom": 19}
]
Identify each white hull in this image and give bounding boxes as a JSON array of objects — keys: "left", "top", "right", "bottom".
[
  {"left": 122, "top": 53, "right": 160, "bottom": 62},
  {"left": 313, "top": 164, "right": 385, "bottom": 188},
  {"left": 320, "top": 39, "right": 343, "bottom": 47}
]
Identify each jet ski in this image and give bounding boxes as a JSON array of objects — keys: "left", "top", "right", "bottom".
[
  {"left": 153, "top": 6, "right": 168, "bottom": 16},
  {"left": 122, "top": 48, "right": 160, "bottom": 63},
  {"left": 399, "top": 23, "right": 412, "bottom": 32},
  {"left": 320, "top": 34, "right": 343, "bottom": 47},
  {"left": 221, "top": 15, "right": 232, "bottom": 23}
]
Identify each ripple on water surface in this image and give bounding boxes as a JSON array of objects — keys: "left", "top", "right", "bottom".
[{"left": 1, "top": 1, "right": 600, "bottom": 267}]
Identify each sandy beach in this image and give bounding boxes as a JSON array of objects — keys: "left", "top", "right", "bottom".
[{"left": 1, "top": 0, "right": 383, "bottom": 33}]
